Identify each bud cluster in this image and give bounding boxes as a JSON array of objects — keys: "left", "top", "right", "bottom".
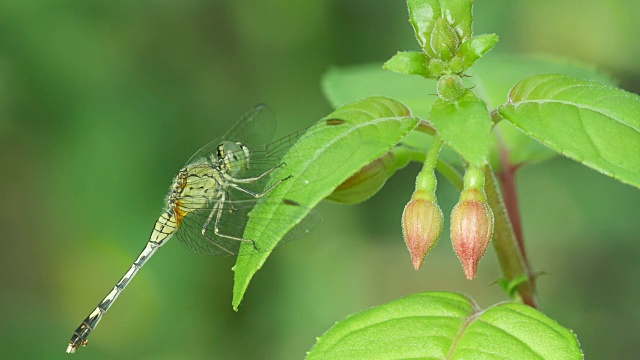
[{"left": 383, "top": 0, "right": 498, "bottom": 82}]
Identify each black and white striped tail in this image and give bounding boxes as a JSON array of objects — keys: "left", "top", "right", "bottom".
[{"left": 66, "top": 212, "right": 177, "bottom": 353}]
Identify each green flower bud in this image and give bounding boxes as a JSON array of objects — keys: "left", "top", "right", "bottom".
[
  {"left": 327, "top": 151, "right": 399, "bottom": 205},
  {"left": 402, "top": 195, "right": 444, "bottom": 270},
  {"left": 437, "top": 74, "right": 465, "bottom": 102},
  {"left": 407, "top": 0, "right": 473, "bottom": 60},
  {"left": 430, "top": 18, "right": 459, "bottom": 61},
  {"left": 451, "top": 167, "right": 494, "bottom": 279},
  {"left": 448, "top": 56, "right": 464, "bottom": 74},
  {"left": 428, "top": 59, "right": 447, "bottom": 78}
]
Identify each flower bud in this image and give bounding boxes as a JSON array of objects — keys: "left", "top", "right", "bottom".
[
  {"left": 407, "top": 0, "right": 473, "bottom": 64},
  {"left": 328, "top": 149, "right": 407, "bottom": 205},
  {"left": 451, "top": 188, "right": 494, "bottom": 279},
  {"left": 402, "top": 194, "right": 444, "bottom": 270},
  {"left": 430, "top": 18, "right": 459, "bottom": 61},
  {"left": 436, "top": 74, "right": 465, "bottom": 102},
  {"left": 427, "top": 59, "right": 447, "bottom": 78}
]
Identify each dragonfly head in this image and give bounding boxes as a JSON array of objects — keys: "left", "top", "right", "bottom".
[{"left": 217, "top": 141, "right": 250, "bottom": 174}]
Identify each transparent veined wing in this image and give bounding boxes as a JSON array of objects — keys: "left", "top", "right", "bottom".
[
  {"left": 175, "top": 104, "right": 316, "bottom": 256},
  {"left": 175, "top": 198, "right": 320, "bottom": 256},
  {"left": 223, "top": 103, "right": 278, "bottom": 147},
  {"left": 185, "top": 104, "right": 278, "bottom": 166}
]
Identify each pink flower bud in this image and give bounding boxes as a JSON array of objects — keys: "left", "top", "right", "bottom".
[
  {"left": 450, "top": 190, "right": 494, "bottom": 279},
  {"left": 402, "top": 194, "right": 444, "bottom": 270}
]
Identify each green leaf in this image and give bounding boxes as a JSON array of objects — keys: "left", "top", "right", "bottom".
[
  {"left": 456, "top": 33, "right": 499, "bottom": 71},
  {"left": 497, "top": 274, "right": 529, "bottom": 298},
  {"left": 408, "top": 0, "right": 438, "bottom": 55},
  {"left": 430, "top": 90, "right": 492, "bottom": 166},
  {"left": 323, "top": 54, "right": 615, "bottom": 117},
  {"left": 322, "top": 54, "right": 617, "bottom": 169},
  {"left": 232, "top": 97, "right": 419, "bottom": 309},
  {"left": 470, "top": 54, "right": 616, "bottom": 109},
  {"left": 307, "top": 292, "right": 583, "bottom": 360},
  {"left": 383, "top": 51, "right": 432, "bottom": 78},
  {"left": 472, "top": 54, "right": 615, "bottom": 171},
  {"left": 440, "top": 0, "right": 473, "bottom": 43},
  {"left": 323, "top": 64, "right": 437, "bottom": 118},
  {"left": 499, "top": 74, "right": 640, "bottom": 189}
]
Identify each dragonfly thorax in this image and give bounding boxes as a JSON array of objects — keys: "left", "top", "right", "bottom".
[{"left": 215, "top": 141, "right": 250, "bottom": 174}]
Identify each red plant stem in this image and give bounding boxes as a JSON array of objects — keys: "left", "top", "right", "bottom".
[
  {"left": 484, "top": 166, "right": 538, "bottom": 308},
  {"left": 497, "top": 145, "right": 527, "bottom": 268},
  {"left": 494, "top": 131, "right": 537, "bottom": 308}
]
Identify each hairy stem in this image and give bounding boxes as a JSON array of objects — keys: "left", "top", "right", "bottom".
[
  {"left": 484, "top": 165, "right": 538, "bottom": 308},
  {"left": 403, "top": 145, "right": 463, "bottom": 190},
  {"left": 495, "top": 131, "right": 525, "bottom": 253}
]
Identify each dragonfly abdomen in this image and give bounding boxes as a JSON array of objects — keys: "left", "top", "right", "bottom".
[{"left": 150, "top": 212, "right": 178, "bottom": 245}]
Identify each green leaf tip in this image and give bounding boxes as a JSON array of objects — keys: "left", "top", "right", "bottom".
[
  {"left": 383, "top": 51, "right": 432, "bottom": 78},
  {"left": 456, "top": 33, "right": 499, "bottom": 71}
]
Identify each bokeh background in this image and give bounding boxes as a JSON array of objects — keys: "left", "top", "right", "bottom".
[{"left": 1, "top": 0, "right": 639, "bottom": 359}]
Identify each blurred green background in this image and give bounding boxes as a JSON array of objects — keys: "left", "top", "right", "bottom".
[{"left": 1, "top": 1, "right": 639, "bottom": 359}]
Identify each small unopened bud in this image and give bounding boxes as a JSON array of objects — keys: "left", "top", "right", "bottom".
[
  {"left": 430, "top": 18, "right": 459, "bottom": 61},
  {"left": 402, "top": 194, "right": 444, "bottom": 270},
  {"left": 428, "top": 59, "right": 447, "bottom": 78},
  {"left": 437, "top": 75, "right": 465, "bottom": 102},
  {"left": 451, "top": 188, "right": 494, "bottom": 280},
  {"left": 328, "top": 149, "right": 408, "bottom": 205}
]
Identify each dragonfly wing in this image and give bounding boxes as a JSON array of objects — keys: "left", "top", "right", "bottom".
[
  {"left": 184, "top": 104, "right": 279, "bottom": 167},
  {"left": 175, "top": 198, "right": 319, "bottom": 256},
  {"left": 175, "top": 200, "right": 252, "bottom": 256},
  {"left": 223, "top": 104, "right": 277, "bottom": 148}
]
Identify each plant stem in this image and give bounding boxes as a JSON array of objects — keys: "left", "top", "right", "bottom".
[
  {"left": 495, "top": 129, "right": 537, "bottom": 304},
  {"left": 490, "top": 112, "right": 537, "bottom": 306},
  {"left": 484, "top": 165, "right": 538, "bottom": 308},
  {"left": 423, "top": 136, "right": 443, "bottom": 172},
  {"left": 403, "top": 145, "right": 463, "bottom": 190}
]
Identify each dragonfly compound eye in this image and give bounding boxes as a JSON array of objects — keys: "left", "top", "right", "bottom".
[{"left": 219, "top": 141, "right": 249, "bottom": 174}]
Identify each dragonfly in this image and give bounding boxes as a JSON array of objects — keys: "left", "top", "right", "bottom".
[{"left": 66, "top": 104, "right": 313, "bottom": 353}]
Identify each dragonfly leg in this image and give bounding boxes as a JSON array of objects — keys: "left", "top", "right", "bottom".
[
  {"left": 228, "top": 173, "right": 292, "bottom": 198},
  {"left": 231, "top": 162, "right": 285, "bottom": 184},
  {"left": 213, "top": 205, "right": 259, "bottom": 251},
  {"left": 201, "top": 197, "right": 221, "bottom": 238},
  {"left": 200, "top": 194, "right": 258, "bottom": 253},
  {"left": 199, "top": 197, "right": 235, "bottom": 255},
  {"left": 201, "top": 163, "right": 293, "bottom": 254}
]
